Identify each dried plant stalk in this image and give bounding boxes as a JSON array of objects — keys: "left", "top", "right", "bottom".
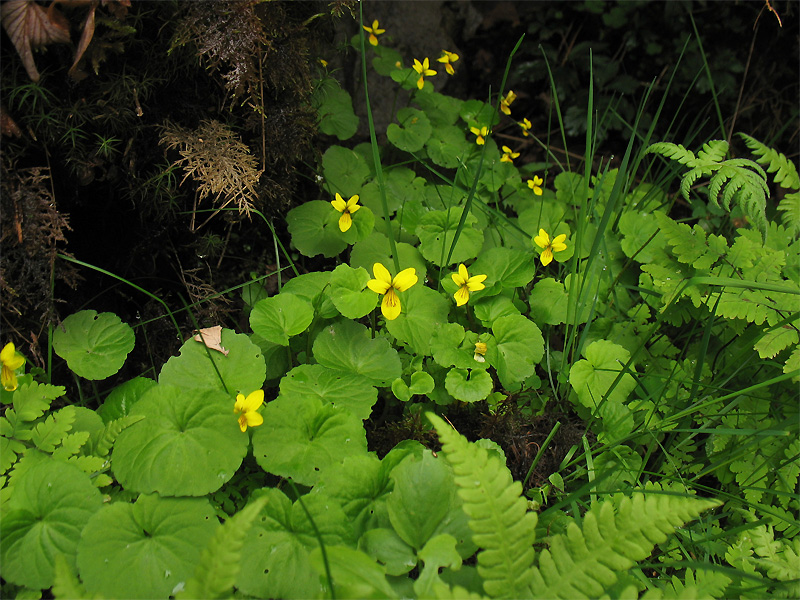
[{"left": 159, "top": 120, "right": 262, "bottom": 223}]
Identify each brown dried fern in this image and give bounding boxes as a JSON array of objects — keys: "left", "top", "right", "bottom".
[{"left": 159, "top": 120, "right": 262, "bottom": 229}]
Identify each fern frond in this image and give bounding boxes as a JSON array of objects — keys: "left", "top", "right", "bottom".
[
  {"left": 529, "top": 484, "right": 720, "bottom": 599},
  {"left": 428, "top": 413, "right": 537, "bottom": 599},
  {"left": 433, "top": 582, "right": 490, "bottom": 600},
  {"left": 647, "top": 140, "right": 770, "bottom": 240},
  {"left": 738, "top": 133, "right": 800, "bottom": 190},
  {"left": 777, "top": 191, "right": 800, "bottom": 237},
  {"left": 52, "top": 553, "right": 91, "bottom": 600},
  {"left": 697, "top": 140, "right": 729, "bottom": 162},
  {"left": 177, "top": 496, "right": 269, "bottom": 600},
  {"left": 94, "top": 414, "right": 144, "bottom": 457},
  {"left": 641, "top": 568, "right": 731, "bottom": 599},
  {"left": 646, "top": 143, "right": 698, "bottom": 167}
]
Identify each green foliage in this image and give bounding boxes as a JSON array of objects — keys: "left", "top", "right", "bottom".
[
  {"left": 646, "top": 140, "right": 770, "bottom": 239},
  {"left": 52, "top": 310, "right": 135, "bottom": 380}
]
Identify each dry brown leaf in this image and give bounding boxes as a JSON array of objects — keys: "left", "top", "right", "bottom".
[
  {"left": 0, "top": 1, "right": 71, "bottom": 82},
  {"left": 68, "top": 1, "right": 95, "bottom": 80},
  {"left": 192, "top": 325, "right": 229, "bottom": 356}
]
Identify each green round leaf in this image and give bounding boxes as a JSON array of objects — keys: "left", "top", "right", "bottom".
[
  {"left": 159, "top": 328, "right": 265, "bottom": 395},
  {"left": 252, "top": 395, "right": 367, "bottom": 486},
  {"left": 444, "top": 368, "right": 493, "bottom": 403},
  {"left": 528, "top": 278, "right": 569, "bottom": 326},
  {"left": 97, "top": 376, "right": 157, "bottom": 423},
  {"left": 387, "top": 107, "right": 432, "bottom": 153},
  {"left": 425, "top": 124, "right": 471, "bottom": 168},
  {"left": 415, "top": 207, "right": 483, "bottom": 266},
  {"left": 0, "top": 460, "right": 103, "bottom": 590},
  {"left": 359, "top": 167, "right": 426, "bottom": 216},
  {"left": 77, "top": 494, "right": 217, "bottom": 600},
  {"left": 52, "top": 310, "right": 134, "bottom": 380},
  {"left": 322, "top": 145, "right": 370, "bottom": 197},
  {"left": 430, "top": 323, "right": 485, "bottom": 369},
  {"left": 112, "top": 384, "right": 249, "bottom": 496},
  {"left": 280, "top": 364, "right": 378, "bottom": 421},
  {"left": 250, "top": 293, "right": 314, "bottom": 346},
  {"left": 313, "top": 320, "right": 401, "bottom": 386},
  {"left": 327, "top": 264, "right": 377, "bottom": 319},
  {"left": 469, "top": 246, "right": 536, "bottom": 295},
  {"left": 568, "top": 340, "right": 637, "bottom": 410},
  {"left": 250, "top": 334, "right": 291, "bottom": 381},
  {"left": 350, "top": 231, "right": 428, "bottom": 278},
  {"left": 286, "top": 200, "right": 349, "bottom": 258},
  {"left": 238, "top": 489, "right": 351, "bottom": 600},
  {"left": 314, "top": 79, "right": 358, "bottom": 140},
  {"left": 413, "top": 91, "right": 464, "bottom": 127},
  {"left": 488, "top": 315, "right": 544, "bottom": 390},
  {"left": 282, "top": 271, "right": 338, "bottom": 319},
  {"left": 385, "top": 285, "right": 450, "bottom": 356},
  {"left": 472, "top": 295, "right": 521, "bottom": 328}
]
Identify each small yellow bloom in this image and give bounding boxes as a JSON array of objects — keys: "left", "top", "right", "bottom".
[
  {"left": 363, "top": 19, "right": 385, "bottom": 46},
  {"left": 451, "top": 263, "right": 487, "bottom": 306},
  {"left": 437, "top": 50, "right": 459, "bottom": 75},
  {"left": 500, "top": 90, "right": 517, "bottom": 115},
  {"left": 470, "top": 125, "right": 489, "bottom": 145},
  {"left": 319, "top": 58, "right": 328, "bottom": 67},
  {"left": 500, "top": 146, "right": 520, "bottom": 163},
  {"left": 234, "top": 390, "right": 264, "bottom": 432},
  {"left": 528, "top": 175, "right": 544, "bottom": 196},
  {"left": 367, "top": 263, "right": 418, "bottom": 320},
  {"left": 533, "top": 228, "right": 567, "bottom": 267},
  {"left": 412, "top": 57, "right": 436, "bottom": 90},
  {"left": 519, "top": 117, "right": 532, "bottom": 137},
  {"left": 473, "top": 342, "right": 487, "bottom": 363},
  {"left": 1, "top": 342, "right": 25, "bottom": 392},
  {"left": 331, "top": 193, "right": 361, "bottom": 232}
]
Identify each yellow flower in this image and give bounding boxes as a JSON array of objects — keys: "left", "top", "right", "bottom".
[
  {"left": 519, "top": 117, "right": 532, "bottom": 137},
  {"left": 319, "top": 58, "right": 328, "bottom": 68},
  {"left": 470, "top": 125, "right": 489, "bottom": 145},
  {"left": 367, "top": 263, "right": 418, "bottom": 320},
  {"left": 363, "top": 19, "right": 385, "bottom": 46},
  {"left": 500, "top": 90, "right": 517, "bottom": 115},
  {"left": 234, "top": 390, "right": 264, "bottom": 432},
  {"left": 528, "top": 175, "right": 543, "bottom": 196},
  {"left": 451, "top": 263, "right": 487, "bottom": 306},
  {"left": 412, "top": 57, "right": 436, "bottom": 90},
  {"left": 437, "top": 50, "right": 459, "bottom": 75},
  {"left": 331, "top": 193, "right": 361, "bottom": 232},
  {"left": 500, "top": 146, "right": 520, "bottom": 163},
  {"left": 533, "top": 228, "right": 567, "bottom": 266},
  {"left": 473, "top": 342, "right": 487, "bottom": 363},
  {"left": 1, "top": 342, "right": 25, "bottom": 392}
]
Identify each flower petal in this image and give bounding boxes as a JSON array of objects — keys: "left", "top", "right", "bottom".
[
  {"left": 540, "top": 248, "right": 554, "bottom": 266},
  {"left": 533, "top": 229, "right": 550, "bottom": 249},
  {"left": 372, "top": 263, "right": 392, "bottom": 285},
  {"left": 338, "top": 212, "right": 352, "bottom": 232},
  {"left": 331, "top": 193, "right": 347, "bottom": 212},
  {"left": 454, "top": 286, "right": 470, "bottom": 306},
  {"left": 241, "top": 390, "right": 264, "bottom": 412},
  {"left": 367, "top": 278, "right": 391, "bottom": 294},
  {"left": 244, "top": 411, "right": 263, "bottom": 428},
  {"left": 381, "top": 288, "right": 402, "bottom": 320},
  {"left": 392, "top": 268, "right": 418, "bottom": 292},
  {"left": 345, "top": 195, "right": 360, "bottom": 209}
]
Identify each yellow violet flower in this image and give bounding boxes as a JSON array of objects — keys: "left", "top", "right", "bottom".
[
  {"left": 500, "top": 90, "right": 517, "bottom": 115},
  {"left": 500, "top": 146, "right": 520, "bottom": 163},
  {"left": 437, "top": 50, "right": 459, "bottom": 75},
  {"left": 470, "top": 125, "right": 489, "bottom": 145},
  {"left": 234, "top": 390, "right": 264, "bottom": 432},
  {"left": 528, "top": 175, "right": 544, "bottom": 196},
  {"left": 331, "top": 193, "right": 361, "bottom": 232},
  {"left": 473, "top": 342, "right": 487, "bottom": 363},
  {"left": 412, "top": 57, "right": 436, "bottom": 90},
  {"left": 1, "top": 342, "right": 25, "bottom": 392},
  {"left": 363, "top": 19, "right": 385, "bottom": 46},
  {"left": 451, "top": 263, "right": 487, "bottom": 306},
  {"left": 367, "top": 263, "right": 418, "bottom": 320},
  {"left": 519, "top": 117, "right": 532, "bottom": 137},
  {"left": 533, "top": 228, "right": 567, "bottom": 267}
]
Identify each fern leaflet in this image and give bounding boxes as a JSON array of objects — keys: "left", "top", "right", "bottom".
[
  {"left": 647, "top": 141, "right": 769, "bottom": 239},
  {"left": 429, "top": 413, "right": 537, "bottom": 599},
  {"left": 738, "top": 132, "right": 800, "bottom": 190},
  {"left": 177, "top": 496, "right": 269, "bottom": 600},
  {"left": 530, "top": 484, "right": 720, "bottom": 599}
]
